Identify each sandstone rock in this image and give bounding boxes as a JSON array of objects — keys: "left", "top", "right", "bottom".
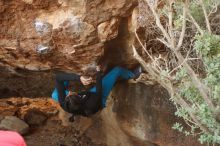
[
  {"left": 0, "top": 0, "right": 101, "bottom": 74},
  {"left": 58, "top": 0, "right": 85, "bottom": 9},
  {"left": 0, "top": 0, "right": 138, "bottom": 75},
  {"left": 24, "top": 108, "right": 47, "bottom": 126},
  {"left": 0, "top": 1, "right": 5, "bottom": 13},
  {"left": 84, "top": 0, "right": 138, "bottom": 26},
  {"left": 16, "top": 98, "right": 59, "bottom": 119},
  {"left": 37, "top": 9, "right": 96, "bottom": 45},
  {"left": 129, "top": 7, "right": 139, "bottom": 32},
  {"left": 22, "top": 0, "right": 33, "bottom": 4},
  {"left": 0, "top": 116, "right": 29, "bottom": 135},
  {"left": 78, "top": 83, "right": 203, "bottom": 146},
  {"left": 0, "top": 101, "right": 18, "bottom": 116},
  {"left": 98, "top": 18, "right": 120, "bottom": 42},
  {"left": 58, "top": 108, "right": 72, "bottom": 127},
  {"left": 0, "top": 98, "right": 59, "bottom": 119}
]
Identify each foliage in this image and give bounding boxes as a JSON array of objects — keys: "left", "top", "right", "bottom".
[
  {"left": 171, "top": 2, "right": 220, "bottom": 144},
  {"left": 136, "top": 0, "right": 220, "bottom": 145},
  {"left": 190, "top": 0, "right": 220, "bottom": 27}
]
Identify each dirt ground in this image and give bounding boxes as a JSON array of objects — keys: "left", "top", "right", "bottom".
[
  {"left": 24, "top": 117, "right": 106, "bottom": 146},
  {"left": 0, "top": 97, "right": 106, "bottom": 146}
]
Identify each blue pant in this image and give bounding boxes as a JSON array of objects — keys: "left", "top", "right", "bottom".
[
  {"left": 51, "top": 81, "right": 69, "bottom": 102},
  {"left": 52, "top": 67, "right": 135, "bottom": 107}
]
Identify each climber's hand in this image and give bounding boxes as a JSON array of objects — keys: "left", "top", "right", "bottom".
[
  {"left": 67, "top": 91, "right": 73, "bottom": 97},
  {"left": 96, "top": 65, "right": 101, "bottom": 72},
  {"left": 80, "top": 76, "right": 92, "bottom": 85}
]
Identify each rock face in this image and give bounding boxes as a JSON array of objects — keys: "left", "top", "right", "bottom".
[
  {"left": 0, "top": 0, "right": 139, "bottom": 97},
  {"left": 0, "top": 0, "right": 138, "bottom": 73},
  {"left": 0, "top": 84, "right": 203, "bottom": 146},
  {"left": 0, "top": 116, "right": 29, "bottom": 135},
  {"left": 0, "top": 97, "right": 59, "bottom": 118},
  {"left": 81, "top": 83, "right": 203, "bottom": 146},
  {"left": 98, "top": 18, "right": 120, "bottom": 42}
]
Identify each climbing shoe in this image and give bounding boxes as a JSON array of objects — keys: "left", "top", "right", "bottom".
[{"left": 133, "top": 65, "right": 142, "bottom": 79}]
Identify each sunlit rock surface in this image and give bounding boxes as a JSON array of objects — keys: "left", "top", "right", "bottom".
[
  {"left": 0, "top": 0, "right": 140, "bottom": 97},
  {"left": 0, "top": 0, "right": 137, "bottom": 73}
]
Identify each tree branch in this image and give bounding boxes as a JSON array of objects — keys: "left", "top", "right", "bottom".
[
  {"left": 177, "top": 1, "right": 187, "bottom": 49},
  {"left": 133, "top": 45, "right": 174, "bottom": 94},
  {"left": 135, "top": 31, "right": 162, "bottom": 72},
  {"left": 199, "top": 0, "right": 212, "bottom": 33},
  {"left": 186, "top": 9, "right": 204, "bottom": 35},
  {"left": 168, "top": 1, "right": 174, "bottom": 45},
  {"left": 168, "top": 47, "right": 191, "bottom": 75},
  {"left": 157, "top": 38, "right": 170, "bottom": 48}
]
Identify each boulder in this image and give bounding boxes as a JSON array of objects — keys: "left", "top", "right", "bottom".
[
  {"left": 0, "top": 0, "right": 137, "bottom": 74},
  {"left": 0, "top": 0, "right": 140, "bottom": 97},
  {"left": 24, "top": 108, "right": 47, "bottom": 126},
  {"left": 0, "top": 101, "right": 18, "bottom": 116},
  {"left": 0, "top": 116, "right": 29, "bottom": 135},
  {"left": 74, "top": 83, "right": 203, "bottom": 146},
  {"left": 0, "top": 98, "right": 59, "bottom": 120}
]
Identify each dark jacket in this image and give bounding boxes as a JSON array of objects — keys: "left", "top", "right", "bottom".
[{"left": 55, "top": 71, "right": 102, "bottom": 117}]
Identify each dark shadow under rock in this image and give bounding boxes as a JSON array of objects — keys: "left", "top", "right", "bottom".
[{"left": 24, "top": 108, "right": 48, "bottom": 126}]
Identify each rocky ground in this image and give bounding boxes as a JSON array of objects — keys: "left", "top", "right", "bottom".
[
  {"left": 25, "top": 119, "right": 105, "bottom": 146},
  {"left": 0, "top": 97, "right": 106, "bottom": 146}
]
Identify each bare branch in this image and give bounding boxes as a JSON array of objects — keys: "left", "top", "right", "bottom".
[
  {"left": 177, "top": 1, "right": 187, "bottom": 49},
  {"left": 168, "top": 1, "right": 174, "bottom": 44},
  {"left": 134, "top": 44, "right": 212, "bottom": 133},
  {"left": 199, "top": 0, "right": 212, "bottom": 33},
  {"left": 208, "top": 3, "right": 218, "bottom": 18},
  {"left": 133, "top": 45, "right": 174, "bottom": 94},
  {"left": 168, "top": 47, "right": 191, "bottom": 75},
  {"left": 186, "top": 9, "right": 204, "bottom": 35},
  {"left": 132, "top": 45, "right": 159, "bottom": 78},
  {"left": 157, "top": 38, "right": 170, "bottom": 48},
  {"left": 135, "top": 31, "right": 156, "bottom": 62},
  {"left": 142, "top": 56, "right": 213, "bottom": 134},
  {"left": 188, "top": 58, "right": 200, "bottom": 60},
  {"left": 135, "top": 31, "right": 163, "bottom": 73}
]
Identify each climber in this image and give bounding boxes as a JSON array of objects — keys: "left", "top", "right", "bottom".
[
  {"left": 51, "top": 65, "right": 142, "bottom": 120},
  {"left": 0, "top": 130, "right": 27, "bottom": 146}
]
